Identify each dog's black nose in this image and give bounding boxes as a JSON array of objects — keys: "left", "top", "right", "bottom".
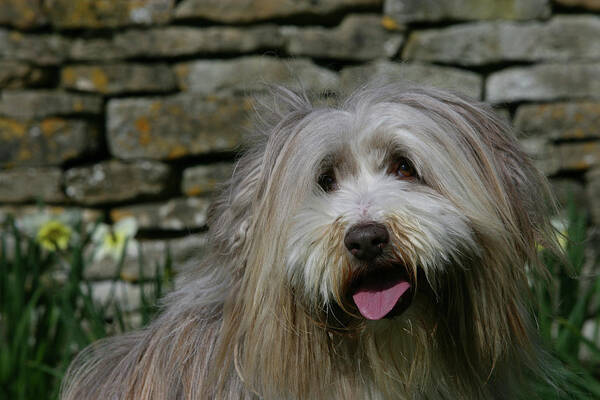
[{"left": 344, "top": 223, "right": 389, "bottom": 261}]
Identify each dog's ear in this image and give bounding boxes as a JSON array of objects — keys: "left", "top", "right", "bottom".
[
  {"left": 206, "top": 86, "right": 315, "bottom": 257},
  {"left": 449, "top": 96, "right": 559, "bottom": 263},
  {"left": 207, "top": 154, "right": 260, "bottom": 257}
]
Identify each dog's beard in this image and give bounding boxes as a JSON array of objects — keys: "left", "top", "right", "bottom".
[{"left": 285, "top": 174, "right": 479, "bottom": 330}]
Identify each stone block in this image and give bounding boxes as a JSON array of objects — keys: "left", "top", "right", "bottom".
[
  {"left": 384, "top": 0, "right": 550, "bottom": 23},
  {"left": 0, "top": 90, "right": 102, "bottom": 119},
  {"left": 174, "top": 56, "right": 339, "bottom": 95},
  {"left": 486, "top": 63, "right": 600, "bottom": 103},
  {"left": 69, "top": 37, "right": 128, "bottom": 61},
  {"left": 518, "top": 138, "right": 560, "bottom": 176},
  {"left": 0, "top": 0, "right": 46, "bottom": 29},
  {"left": 65, "top": 160, "right": 172, "bottom": 205},
  {"left": 514, "top": 102, "right": 600, "bottom": 140},
  {"left": 557, "top": 142, "right": 600, "bottom": 171},
  {"left": 69, "top": 26, "right": 285, "bottom": 61},
  {"left": 0, "top": 167, "right": 64, "bottom": 202},
  {"left": 45, "top": 0, "right": 173, "bottom": 29},
  {"left": 61, "top": 64, "right": 176, "bottom": 94},
  {"left": 0, "top": 61, "right": 49, "bottom": 88},
  {"left": 182, "top": 163, "right": 234, "bottom": 196},
  {"left": 107, "top": 94, "right": 252, "bottom": 160},
  {"left": 403, "top": 16, "right": 600, "bottom": 66},
  {"left": 0, "top": 117, "right": 99, "bottom": 167},
  {"left": 284, "top": 14, "right": 404, "bottom": 61},
  {"left": 85, "top": 234, "right": 207, "bottom": 280},
  {"left": 175, "top": 0, "right": 381, "bottom": 23},
  {"left": 113, "top": 25, "right": 285, "bottom": 59},
  {"left": 340, "top": 61, "right": 482, "bottom": 99},
  {"left": 110, "top": 197, "right": 212, "bottom": 230},
  {"left": 0, "top": 29, "right": 69, "bottom": 65}
]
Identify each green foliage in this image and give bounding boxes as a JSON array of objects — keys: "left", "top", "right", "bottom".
[
  {"left": 0, "top": 202, "right": 598, "bottom": 399},
  {"left": 532, "top": 201, "right": 600, "bottom": 398},
  {"left": 0, "top": 217, "right": 171, "bottom": 400}
]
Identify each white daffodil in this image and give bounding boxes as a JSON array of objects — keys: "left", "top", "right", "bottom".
[
  {"left": 15, "top": 209, "right": 82, "bottom": 252},
  {"left": 92, "top": 217, "right": 138, "bottom": 262}
]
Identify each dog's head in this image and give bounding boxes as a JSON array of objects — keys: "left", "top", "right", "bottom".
[{"left": 209, "top": 84, "right": 559, "bottom": 395}]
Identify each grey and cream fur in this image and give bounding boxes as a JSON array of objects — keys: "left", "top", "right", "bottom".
[{"left": 61, "top": 83, "right": 561, "bottom": 399}]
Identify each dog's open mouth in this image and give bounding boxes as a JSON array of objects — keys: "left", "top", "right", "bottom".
[{"left": 350, "top": 268, "right": 414, "bottom": 320}]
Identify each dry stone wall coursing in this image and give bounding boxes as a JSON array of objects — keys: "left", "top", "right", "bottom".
[{"left": 0, "top": 0, "right": 599, "bottom": 307}]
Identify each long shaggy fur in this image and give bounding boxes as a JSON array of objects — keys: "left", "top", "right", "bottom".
[{"left": 61, "top": 83, "right": 561, "bottom": 399}]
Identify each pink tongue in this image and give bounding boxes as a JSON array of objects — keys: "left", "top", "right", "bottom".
[{"left": 352, "top": 281, "right": 411, "bottom": 320}]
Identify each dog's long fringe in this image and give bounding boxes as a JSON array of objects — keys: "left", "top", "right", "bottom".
[{"left": 61, "top": 83, "right": 563, "bottom": 400}]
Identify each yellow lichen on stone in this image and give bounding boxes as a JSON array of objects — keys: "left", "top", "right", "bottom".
[
  {"left": 381, "top": 15, "right": 401, "bottom": 31},
  {"left": 62, "top": 67, "right": 76, "bottom": 85},
  {"left": 185, "top": 186, "right": 202, "bottom": 196},
  {"left": 0, "top": 118, "right": 26, "bottom": 139},
  {"left": 135, "top": 116, "right": 150, "bottom": 134},
  {"left": 91, "top": 68, "right": 109, "bottom": 93},
  {"left": 41, "top": 118, "right": 66, "bottom": 137},
  {"left": 167, "top": 145, "right": 188, "bottom": 159}
]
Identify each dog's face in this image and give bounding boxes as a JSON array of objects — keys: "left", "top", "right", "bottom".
[{"left": 284, "top": 101, "right": 480, "bottom": 323}]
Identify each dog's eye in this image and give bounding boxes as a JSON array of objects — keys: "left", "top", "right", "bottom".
[
  {"left": 392, "top": 157, "right": 416, "bottom": 179},
  {"left": 318, "top": 171, "right": 337, "bottom": 192}
]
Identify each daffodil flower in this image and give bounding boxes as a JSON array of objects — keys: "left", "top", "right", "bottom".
[
  {"left": 36, "top": 219, "right": 72, "bottom": 251},
  {"left": 92, "top": 217, "right": 138, "bottom": 262}
]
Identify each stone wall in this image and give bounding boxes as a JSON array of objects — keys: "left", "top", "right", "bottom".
[{"left": 1, "top": 0, "right": 599, "bottom": 311}]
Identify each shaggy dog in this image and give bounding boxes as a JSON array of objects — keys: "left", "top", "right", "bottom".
[{"left": 62, "top": 84, "right": 561, "bottom": 399}]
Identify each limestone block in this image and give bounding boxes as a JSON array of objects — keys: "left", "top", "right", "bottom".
[
  {"left": 65, "top": 160, "right": 172, "bottom": 205},
  {"left": 384, "top": 0, "right": 550, "bottom": 23},
  {"left": 518, "top": 138, "right": 560, "bottom": 176},
  {"left": 182, "top": 163, "right": 234, "bottom": 196},
  {"left": 113, "top": 25, "right": 285, "bottom": 59},
  {"left": 0, "top": 117, "right": 98, "bottom": 167},
  {"left": 175, "top": 0, "right": 381, "bottom": 23},
  {"left": 284, "top": 14, "right": 404, "bottom": 61},
  {"left": 0, "top": 90, "right": 102, "bottom": 119},
  {"left": 340, "top": 61, "right": 482, "bottom": 99},
  {"left": 403, "top": 16, "right": 600, "bottom": 66},
  {"left": 0, "top": 61, "right": 49, "bottom": 88},
  {"left": 45, "top": 0, "right": 173, "bottom": 29},
  {"left": 174, "top": 56, "right": 339, "bottom": 94},
  {"left": 110, "top": 197, "right": 212, "bottom": 230},
  {"left": 107, "top": 94, "right": 252, "bottom": 160},
  {"left": 61, "top": 64, "right": 176, "bottom": 94},
  {"left": 0, "top": 29, "right": 69, "bottom": 65},
  {"left": 0, "top": 167, "right": 64, "bottom": 202},
  {"left": 556, "top": 142, "right": 600, "bottom": 171},
  {"left": 487, "top": 63, "right": 600, "bottom": 103},
  {"left": 514, "top": 102, "right": 600, "bottom": 140},
  {"left": 0, "top": 0, "right": 46, "bottom": 29}
]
